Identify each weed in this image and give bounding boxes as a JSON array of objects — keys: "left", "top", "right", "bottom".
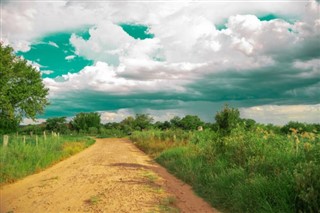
[
  {"left": 143, "top": 171, "right": 158, "bottom": 183},
  {"left": 159, "top": 196, "right": 179, "bottom": 213},
  {"left": 87, "top": 195, "right": 101, "bottom": 205},
  {"left": 131, "top": 128, "right": 320, "bottom": 213}
]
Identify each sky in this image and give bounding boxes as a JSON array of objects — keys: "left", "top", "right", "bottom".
[{"left": 1, "top": 0, "right": 320, "bottom": 125}]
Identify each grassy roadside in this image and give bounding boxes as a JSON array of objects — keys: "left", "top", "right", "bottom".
[
  {"left": 0, "top": 135, "right": 95, "bottom": 184},
  {"left": 130, "top": 129, "right": 320, "bottom": 213}
]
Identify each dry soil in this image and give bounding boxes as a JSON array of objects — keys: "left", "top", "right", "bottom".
[{"left": 0, "top": 138, "right": 218, "bottom": 213}]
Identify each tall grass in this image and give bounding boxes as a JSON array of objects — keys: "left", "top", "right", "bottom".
[
  {"left": 0, "top": 134, "right": 95, "bottom": 184},
  {"left": 130, "top": 128, "right": 320, "bottom": 213}
]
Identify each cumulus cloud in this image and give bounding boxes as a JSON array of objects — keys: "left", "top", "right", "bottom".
[
  {"left": 240, "top": 104, "right": 320, "bottom": 125},
  {"left": 21, "top": 118, "right": 46, "bottom": 125},
  {"left": 100, "top": 109, "right": 133, "bottom": 123},
  {"left": 2, "top": 0, "right": 320, "bottom": 124},
  {"left": 43, "top": 61, "right": 190, "bottom": 97}
]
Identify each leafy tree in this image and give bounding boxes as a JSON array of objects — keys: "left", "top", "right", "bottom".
[
  {"left": 72, "top": 112, "right": 101, "bottom": 132},
  {"left": 240, "top": 118, "right": 256, "bottom": 130},
  {"left": 46, "top": 117, "right": 68, "bottom": 133},
  {"left": 180, "top": 115, "right": 204, "bottom": 130},
  {"left": 281, "top": 121, "right": 314, "bottom": 134},
  {"left": 120, "top": 116, "right": 135, "bottom": 132},
  {"left": 215, "top": 105, "right": 240, "bottom": 134},
  {"left": 154, "top": 121, "right": 172, "bottom": 130},
  {"left": 170, "top": 116, "right": 182, "bottom": 129},
  {"left": 0, "top": 43, "right": 49, "bottom": 132},
  {"left": 134, "top": 114, "right": 154, "bottom": 130}
]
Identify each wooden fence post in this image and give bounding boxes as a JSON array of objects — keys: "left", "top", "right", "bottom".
[
  {"left": 43, "top": 131, "right": 46, "bottom": 141},
  {"left": 3, "top": 135, "right": 9, "bottom": 147},
  {"left": 36, "top": 135, "right": 38, "bottom": 147},
  {"left": 23, "top": 136, "right": 26, "bottom": 145}
]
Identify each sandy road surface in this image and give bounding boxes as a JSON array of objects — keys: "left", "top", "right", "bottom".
[{"left": 0, "top": 138, "right": 217, "bottom": 213}]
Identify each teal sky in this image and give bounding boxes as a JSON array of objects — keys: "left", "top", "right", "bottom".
[
  {"left": 2, "top": 1, "right": 320, "bottom": 124},
  {"left": 17, "top": 30, "right": 93, "bottom": 78},
  {"left": 119, "top": 23, "right": 154, "bottom": 39}
]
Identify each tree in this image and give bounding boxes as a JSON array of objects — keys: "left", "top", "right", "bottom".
[
  {"left": 154, "top": 121, "right": 172, "bottom": 130},
  {"left": 240, "top": 118, "right": 256, "bottom": 130},
  {"left": 215, "top": 105, "right": 240, "bottom": 134},
  {"left": 0, "top": 43, "right": 49, "bottom": 132},
  {"left": 281, "top": 121, "right": 314, "bottom": 134},
  {"left": 180, "top": 115, "right": 204, "bottom": 130},
  {"left": 71, "top": 112, "right": 101, "bottom": 132},
  {"left": 46, "top": 117, "right": 68, "bottom": 133},
  {"left": 120, "top": 116, "right": 135, "bottom": 133},
  {"left": 133, "top": 114, "right": 154, "bottom": 130},
  {"left": 170, "top": 116, "right": 182, "bottom": 129}
]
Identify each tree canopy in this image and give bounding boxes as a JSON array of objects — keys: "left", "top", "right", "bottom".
[
  {"left": 215, "top": 104, "right": 241, "bottom": 134},
  {"left": 0, "top": 43, "right": 49, "bottom": 132},
  {"left": 71, "top": 112, "right": 101, "bottom": 132},
  {"left": 46, "top": 117, "right": 67, "bottom": 133}
]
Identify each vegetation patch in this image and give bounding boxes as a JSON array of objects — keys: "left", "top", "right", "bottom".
[
  {"left": 0, "top": 135, "right": 94, "bottom": 184},
  {"left": 131, "top": 106, "right": 320, "bottom": 213}
]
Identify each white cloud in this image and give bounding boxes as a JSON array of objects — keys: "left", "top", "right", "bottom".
[
  {"left": 48, "top": 41, "right": 59, "bottom": 48},
  {"left": 65, "top": 55, "right": 76, "bottom": 61},
  {"left": 100, "top": 109, "right": 133, "bottom": 123},
  {"left": 3, "top": 0, "right": 320, "bottom": 125},
  {"left": 21, "top": 118, "right": 46, "bottom": 125},
  {"left": 43, "top": 61, "right": 190, "bottom": 97},
  {"left": 41, "top": 70, "right": 54, "bottom": 75},
  {"left": 70, "top": 22, "right": 135, "bottom": 65},
  {"left": 240, "top": 104, "right": 320, "bottom": 125}
]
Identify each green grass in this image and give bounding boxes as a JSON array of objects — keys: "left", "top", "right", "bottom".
[
  {"left": 0, "top": 134, "right": 95, "bottom": 184},
  {"left": 130, "top": 128, "right": 320, "bottom": 213},
  {"left": 86, "top": 195, "right": 101, "bottom": 205}
]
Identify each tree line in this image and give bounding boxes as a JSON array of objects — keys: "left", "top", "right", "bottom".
[{"left": 10, "top": 105, "right": 320, "bottom": 136}]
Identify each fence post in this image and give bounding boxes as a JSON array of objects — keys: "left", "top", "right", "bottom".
[
  {"left": 23, "top": 136, "right": 26, "bottom": 145},
  {"left": 36, "top": 135, "right": 38, "bottom": 147},
  {"left": 43, "top": 131, "right": 46, "bottom": 141},
  {"left": 3, "top": 135, "right": 9, "bottom": 147}
]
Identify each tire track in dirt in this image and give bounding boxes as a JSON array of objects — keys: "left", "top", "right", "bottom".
[{"left": 0, "top": 138, "right": 218, "bottom": 213}]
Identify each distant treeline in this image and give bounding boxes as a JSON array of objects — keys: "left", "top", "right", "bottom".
[{"left": 1, "top": 106, "right": 319, "bottom": 136}]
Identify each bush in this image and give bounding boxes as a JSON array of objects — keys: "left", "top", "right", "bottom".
[{"left": 131, "top": 128, "right": 320, "bottom": 213}]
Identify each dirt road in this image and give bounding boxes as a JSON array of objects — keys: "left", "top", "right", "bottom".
[{"left": 0, "top": 138, "right": 217, "bottom": 213}]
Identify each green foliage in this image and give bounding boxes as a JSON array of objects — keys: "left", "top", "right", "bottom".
[
  {"left": 0, "top": 43, "right": 49, "bottom": 133},
  {"left": 215, "top": 104, "right": 240, "bottom": 134},
  {"left": 71, "top": 112, "right": 101, "bottom": 132},
  {"left": 0, "top": 135, "right": 94, "bottom": 183},
  {"left": 130, "top": 130, "right": 192, "bottom": 157},
  {"left": 170, "top": 116, "right": 182, "bottom": 129},
  {"left": 154, "top": 121, "right": 172, "bottom": 130},
  {"left": 46, "top": 117, "right": 67, "bottom": 133},
  {"left": 180, "top": 115, "right": 204, "bottom": 130},
  {"left": 294, "top": 161, "right": 320, "bottom": 212},
  {"left": 131, "top": 128, "right": 320, "bottom": 213},
  {"left": 281, "top": 121, "right": 318, "bottom": 134},
  {"left": 134, "top": 113, "right": 154, "bottom": 130}
]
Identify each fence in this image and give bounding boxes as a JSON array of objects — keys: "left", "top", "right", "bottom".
[{"left": 1, "top": 131, "right": 60, "bottom": 147}]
